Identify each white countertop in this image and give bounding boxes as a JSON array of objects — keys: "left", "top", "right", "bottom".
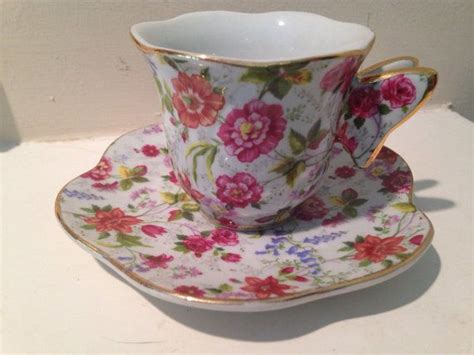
[{"left": 1, "top": 107, "right": 472, "bottom": 353}]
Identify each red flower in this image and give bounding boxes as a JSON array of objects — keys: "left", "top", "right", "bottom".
[
  {"left": 216, "top": 172, "right": 263, "bottom": 208},
  {"left": 322, "top": 212, "right": 346, "bottom": 227},
  {"left": 183, "top": 235, "right": 215, "bottom": 257},
  {"left": 210, "top": 228, "right": 239, "bottom": 246},
  {"left": 91, "top": 181, "right": 119, "bottom": 191},
  {"left": 221, "top": 253, "right": 242, "bottom": 263},
  {"left": 81, "top": 157, "right": 112, "bottom": 181},
  {"left": 241, "top": 276, "right": 291, "bottom": 299},
  {"left": 293, "top": 276, "right": 309, "bottom": 282},
  {"left": 280, "top": 266, "right": 294, "bottom": 274},
  {"left": 381, "top": 74, "right": 416, "bottom": 108},
  {"left": 140, "top": 253, "right": 173, "bottom": 269},
  {"left": 335, "top": 166, "right": 356, "bottom": 178},
  {"left": 217, "top": 99, "right": 287, "bottom": 163},
  {"left": 178, "top": 173, "right": 204, "bottom": 201},
  {"left": 377, "top": 148, "right": 398, "bottom": 164},
  {"left": 174, "top": 285, "right": 205, "bottom": 297},
  {"left": 348, "top": 86, "right": 381, "bottom": 118},
  {"left": 84, "top": 208, "right": 142, "bottom": 233},
  {"left": 409, "top": 234, "right": 424, "bottom": 246},
  {"left": 168, "top": 171, "right": 178, "bottom": 184},
  {"left": 141, "top": 144, "right": 160, "bottom": 157},
  {"left": 141, "top": 225, "right": 167, "bottom": 238},
  {"left": 382, "top": 170, "right": 412, "bottom": 193},
  {"left": 171, "top": 72, "right": 225, "bottom": 128},
  {"left": 320, "top": 57, "right": 359, "bottom": 94},
  {"left": 354, "top": 235, "right": 407, "bottom": 263},
  {"left": 294, "top": 196, "right": 329, "bottom": 221},
  {"left": 336, "top": 122, "right": 358, "bottom": 154}
]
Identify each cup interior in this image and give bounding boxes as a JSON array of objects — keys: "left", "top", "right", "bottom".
[{"left": 131, "top": 11, "right": 374, "bottom": 62}]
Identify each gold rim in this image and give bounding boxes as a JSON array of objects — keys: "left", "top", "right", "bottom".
[
  {"left": 55, "top": 134, "right": 434, "bottom": 305},
  {"left": 130, "top": 32, "right": 376, "bottom": 68},
  {"left": 357, "top": 56, "right": 420, "bottom": 77}
]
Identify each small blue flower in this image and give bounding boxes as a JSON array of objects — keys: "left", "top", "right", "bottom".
[{"left": 286, "top": 245, "right": 299, "bottom": 255}]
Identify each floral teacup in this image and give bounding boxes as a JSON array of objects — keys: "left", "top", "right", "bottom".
[{"left": 131, "top": 11, "right": 437, "bottom": 230}]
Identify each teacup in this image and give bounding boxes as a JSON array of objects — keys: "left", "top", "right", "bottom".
[{"left": 131, "top": 11, "right": 437, "bottom": 230}]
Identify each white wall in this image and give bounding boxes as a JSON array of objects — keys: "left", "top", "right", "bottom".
[{"left": 1, "top": 0, "right": 472, "bottom": 143}]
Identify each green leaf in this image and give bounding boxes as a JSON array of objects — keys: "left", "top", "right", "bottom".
[
  {"left": 120, "top": 179, "right": 133, "bottom": 191},
  {"left": 206, "top": 146, "right": 217, "bottom": 182},
  {"left": 192, "top": 147, "right": 210, "bottom": 182},
  {"left": 182, "top": 203, "right": 200, "bottom": 212},
  {"left": 200, "top": 230, "right": 212, "bottom": 237},
  {"left": 382, "top": 259, "right": 393, "bottom": 268},
  {"left": 359, "top": 259, "right": 372, "bottom": 267},
  {"left": 127, "top": 204, "right": 135, "bottom": 209},
  {"left": 289, "top": 129, "right": 307, "bottom": 154},
  {"left": 92, "top": 205, "right": 100, "bottom": 212},
  {"left": 378, "top": 103, "right": 392, "bottom": 115},
  {"left": 131, "top": 176, "right": 148, "bottom": 183},
  {"left": 163, "top": 56, "right": 179, "bottom": 71},
  {"left": 282, "top": 61, "right": 309, "bottom": 73},
  {"left": 161, "top": 147, "right": 169, "bottom": 154},
  {"left": 337, "top": 246, "right": 353, "bottom": 252},
  {"left": 286, "top": 161, "right": 305, "bottom": 188},
  {"left": 349, "top": 198, "right": 368, "bottom": 207},
  {"left": 307, "top": 119, "right": 321, "bottom": 143},
  {"left": 176, "top": 234, "right": 187, "bottom": 240},
  {"left": 344, "top": 241, "right": 355, "bottom": 248},
  {"left": 251, "top": 203, "right": 261, "bottom": 209},
  {"left": 173, "top": 244, "right": 189, "bottom": 253},
  {"left": 219, "top": 283, "right": 232, "bottom": 292},
  {"left": 213, "top": 87, "right": 224, "bottom": 95},
  {"left": 373, "top": 227, "right": 384, "bottom": 232},
  {"left": 98, "top": 232, "right": 110, "bottom": 240},
  {"left": 154, "top": 77, "right": 163, "bottom": 95},
  {"left": 269, "top": 78, "right": 292, "bottom": 99},
  {"left": 396, "top": 253, "right": 413, "bottom": 260},
  {"left": 391, "top": 202, "right": 416, "bottom": 213},
  {"left": 200, "top": 67, "right": 210, "bottom": 81},
  {"left": 182, "top": 211, "right": 194, "bottom": 221},
  {"left": 342, "top": 189, "right": 358, "bottom": 202},
  {"left": 355, "top": 235, "right": 365, "bottom": 244},
  {"left": 162, "top": 95, "right": 174, "bottom": 114},
  {"left": 206, "top": 288, "right": 222, "bottom": 294},
  {"left": 185, "top": 141, "right": 211, "bottom": 157},
  {"left": 354, "top": 117, "right": 365, "bottom": 129},
  {"left": 116, "top": 233, "right": 149, "bottom": 248},
  {"left": 402, "top": 106, "right": 409, "bottom": 113},
  {"left": 80, "top": 207, "right": 95, "bottom": 213},
  {"left": 102, "top": 204, "right": 112, "bottom": 212},
  {"left": 343, "top": 205, "right": 358, "bottom": 218},
  {"left": 81, "top": 224, "right": 96, "bottom": 230},
  {"left": 160, "top": 192, "right": 177, "bottom": 204},
  {"left": 270, "top": 158, "right": 295, "bottom": 174},
  {"left": 240, "top": 67, "right": 273, "bottom": 84}
]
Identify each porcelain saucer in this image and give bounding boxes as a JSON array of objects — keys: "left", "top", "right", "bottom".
[{"left": 55, "top": 124, "right": 433, "bottom": 312}]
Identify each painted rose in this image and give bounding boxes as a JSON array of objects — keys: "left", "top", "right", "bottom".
[
  {"left": 179, "top": 172, "right": 204, "bottom": 201},
  {"left": 348, "top": 86, "right": 381, "bottom": 118},
  {"left": 320, "top": 57, "right": 359, "bottom": 93},
  {"left": 183, "top": 235, "right": 215, "bottom": 257},
  {"left": 364, "top": 160, "right": 391, "bottom": 180},
  {"left": 81, "top": 157, "right": 112, "bottom": 181},
  {"left": 381, "top": 74, "right": 416, "bottom": 108},
  {"left": 141, "top": 144, "right": 160, "bottom": 157},
  {"left": 377, "top": 148, "right": 398, "bottom": 164},
  {"left": 294, "top": 195, "right": 329, "bottom": 221},
  {"left": 241, "top": 276, "right": 291, "bottom": 299},
  {"left": 168, "top": 171, "right": 178, "bottom": 185},
  {"left": 335, "top": 166, "right": 356, "bottom": 178},
  {"left": 217, "top": 99, "right": 287, "bottom": 163},
  {"left": 221, "top": 253, "right": 242, "bottom": 263},
  {"left": 84, "top": 208, "right": 142, "bottom": 233},
  {"left": 382, "top": 170, "right": 412, "bottom": 193},
  {"left": 216, "top": 172, "right": 263, "bottom": 208},
  {"left": 354, "top": 235, "right": 407, "bottom": 263},
  {"left": 174, "top": 285, "right": 205, "bottom": 297},
  {"left": 141, "top": 225, "right": 167, "bottom": 238},
  {"left": 171, "top": 72, "right": 225, "bottom": 128},
  {"left": 140, "top": 253, "right": 173, "bottom": 269},
  {"left": 210, "top": 228, "right": 239, "bottom": 246},
  {"left": 336, "top": 122, "right": 358, "bottom": 154},
  {"left": 91, "top": 181, "right": 119, "bottom": 191}
]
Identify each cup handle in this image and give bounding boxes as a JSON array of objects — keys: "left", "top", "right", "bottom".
[{"left": 336, "top": 57, "right": 437, "bottom": 168}]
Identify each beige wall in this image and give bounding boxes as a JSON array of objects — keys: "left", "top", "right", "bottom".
[{"left": 1, "top": 0, "right": 472, "bottom": 143}]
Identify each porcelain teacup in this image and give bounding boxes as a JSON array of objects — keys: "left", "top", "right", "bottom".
[{"left": 131, "top": 11, "right": 437, "bottom": 230}]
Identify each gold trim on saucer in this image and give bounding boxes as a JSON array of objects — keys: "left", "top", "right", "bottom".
[{"left": 55, "top": 132, "right": 434, "bottom": 306}]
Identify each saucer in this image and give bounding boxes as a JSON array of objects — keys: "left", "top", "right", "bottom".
[{"left": 55, "top": 124, "right": 433, "bottom": 312}]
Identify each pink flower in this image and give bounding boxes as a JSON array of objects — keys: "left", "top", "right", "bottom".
[
  {"left": 81, "top": 157, "right": 112, "bottom": 181},
  {"left": 217, "top": 99, "right": 287, "bottom": 163},
  {"left": 183, "top": 235, "right": 215, "bottom": 257},
  {"left": 140, "top": 253, "right": 173, "bottom": 269},
  {"left": 84, "top": 208, "right": 142, "bottom": 233},
  {"left": 382, "top": 170, "right": 412, "bottom": 193},
  {"left": 322, "top": 212, "right": 346, "bottom": 227},
  {"left": 141, "top": 225, "right": 167, "bottom": 238},
  {"left": 221, "top": 253, "right": 242, "bottom": 262},
  {"left": 381, "top": 74, "right": 417, "bottom": 108},
  {"left": 336, "top": 122, "right": 358, "bottom": 154},
  {"left": 409, "top": 234, "right": 424, "bottom": 246},
  {"left": 168, "top": 171, "right": 178, "bottom": 184},
  {"left": 294, "top": 196, "right": 329, "bottom": 221},
  {"left": 141, "top": 144, "right": 160, "bottom": 157},
  {"left": 174, "top": 285, "right": 205, "bottom": 297},
  {"left": 348, "top": 87, "right": 381, "bottom": 118},
  {"left": 178, "top": 172, "right": 204, "bottom": 201},
  {"left": 210, "top": 228, "right": 239, "bottom": 246},
  {"left": 216, "top": 172, "right": 263, "bottom": 208},
  {"left": 320, "top": 57, "right": 359, "bottom": 94},
  {"left": 171, "top": 72, "right": 225, "bottom": 128},
  {"left": 377, "top": 148, "right": 398, "bottom": 164},
  {"left": 335, "top": 166, "right": 356, "bottom": 178},
  {"left": 91, "top": 181, "right": 119, "bottom": 191}
]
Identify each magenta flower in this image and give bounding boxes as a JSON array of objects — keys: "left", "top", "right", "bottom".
[
  {"left": 217, "top": 99, "right": 287, "bottom": 163},
  {"left": 141, "top": 225, "right": 167, "bottom": 238},
  {"left": 183, "top": 235, "right": 215, "bottom": 257},
  {"left": 348, "top": 87, "right": 381, "bottom": 118},
  {"left": 221, "top": 253, "right": 242, "bottom": 263},
  {"left": 382, "top": 170, "right": 412, "bottom": 193},
  {"left": 381, "top": 74, "right": 417, "bottom": 108},
  {"left": 81, "top": 157, "right": 112, "bottom": 181},
  {"left": 210, "top": 228, "right": 239, "bottom": 246},
  {"left": 140, "top": 253, "right": 173, "bottom": 269},
  {"left": 320, "top": 57, "right": 359, "bottom": 94},
  {"left": 216, "top": 172, "right": 263, "bottom": 208}
]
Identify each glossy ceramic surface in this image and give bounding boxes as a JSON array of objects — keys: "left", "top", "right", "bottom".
[{"left": 56, "top": 124, "right": 433, "bottom": 312}]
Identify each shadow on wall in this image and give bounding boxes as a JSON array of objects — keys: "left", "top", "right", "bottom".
[{"left": 0, "top": 83, "right": 20, "bottom": 152}]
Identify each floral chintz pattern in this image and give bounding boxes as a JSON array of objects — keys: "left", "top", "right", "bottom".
[
  {"left": 144, "top": 52, "right": 435, "bottom": 228},
  {"left": 57, "top": 125, "right": 432, "bottom": 301}
]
